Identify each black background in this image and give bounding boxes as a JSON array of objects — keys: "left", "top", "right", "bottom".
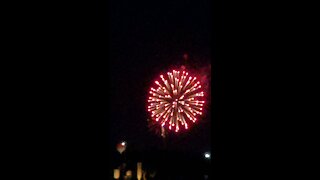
[{"left": 2, "top": 0, "right": 315, "bottom": 179}]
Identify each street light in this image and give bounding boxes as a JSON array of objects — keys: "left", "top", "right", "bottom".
[
  {"left": 204, "top": 152, "right": 211, "bottom": 159},
  {"left": 113, "top": 169, "right": 120, "bottom": 179},
  {"left": 116, "top": 141, "right": 127, "bottom": 154}
]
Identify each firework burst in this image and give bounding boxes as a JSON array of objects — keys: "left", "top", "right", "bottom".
[{"left": 147, "top": 69, "right": 205, "bottom": 132}]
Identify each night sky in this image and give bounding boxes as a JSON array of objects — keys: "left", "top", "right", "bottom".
[
  {"left": 4, "top": 0, "right": 312, "bottom": 179},
  {"left": 107, "top": 0, "right": 212, "bottom": 154},
  {"left": 104, "top": 2, "right": 215, "bottom": 178}
]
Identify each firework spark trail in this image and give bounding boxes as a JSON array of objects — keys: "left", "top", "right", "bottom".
[{"left": 147, "top": 70, "right": 205, "bottom": 132}]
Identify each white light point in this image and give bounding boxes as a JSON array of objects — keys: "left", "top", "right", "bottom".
[{"left": 204, "top": 152, "right": 211, "bottom": 159}]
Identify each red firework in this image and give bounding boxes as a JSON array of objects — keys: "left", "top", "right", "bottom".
[{"left": 147, "top": 69, "right": 205, "bottom": 132}]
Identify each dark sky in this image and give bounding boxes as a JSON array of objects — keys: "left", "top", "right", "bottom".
[
  {"left": 107, "top": 0, "right": 212, "bottom": 154},
  {"left": 3, "top": 0, "right": 314, "bottom": 179}
]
